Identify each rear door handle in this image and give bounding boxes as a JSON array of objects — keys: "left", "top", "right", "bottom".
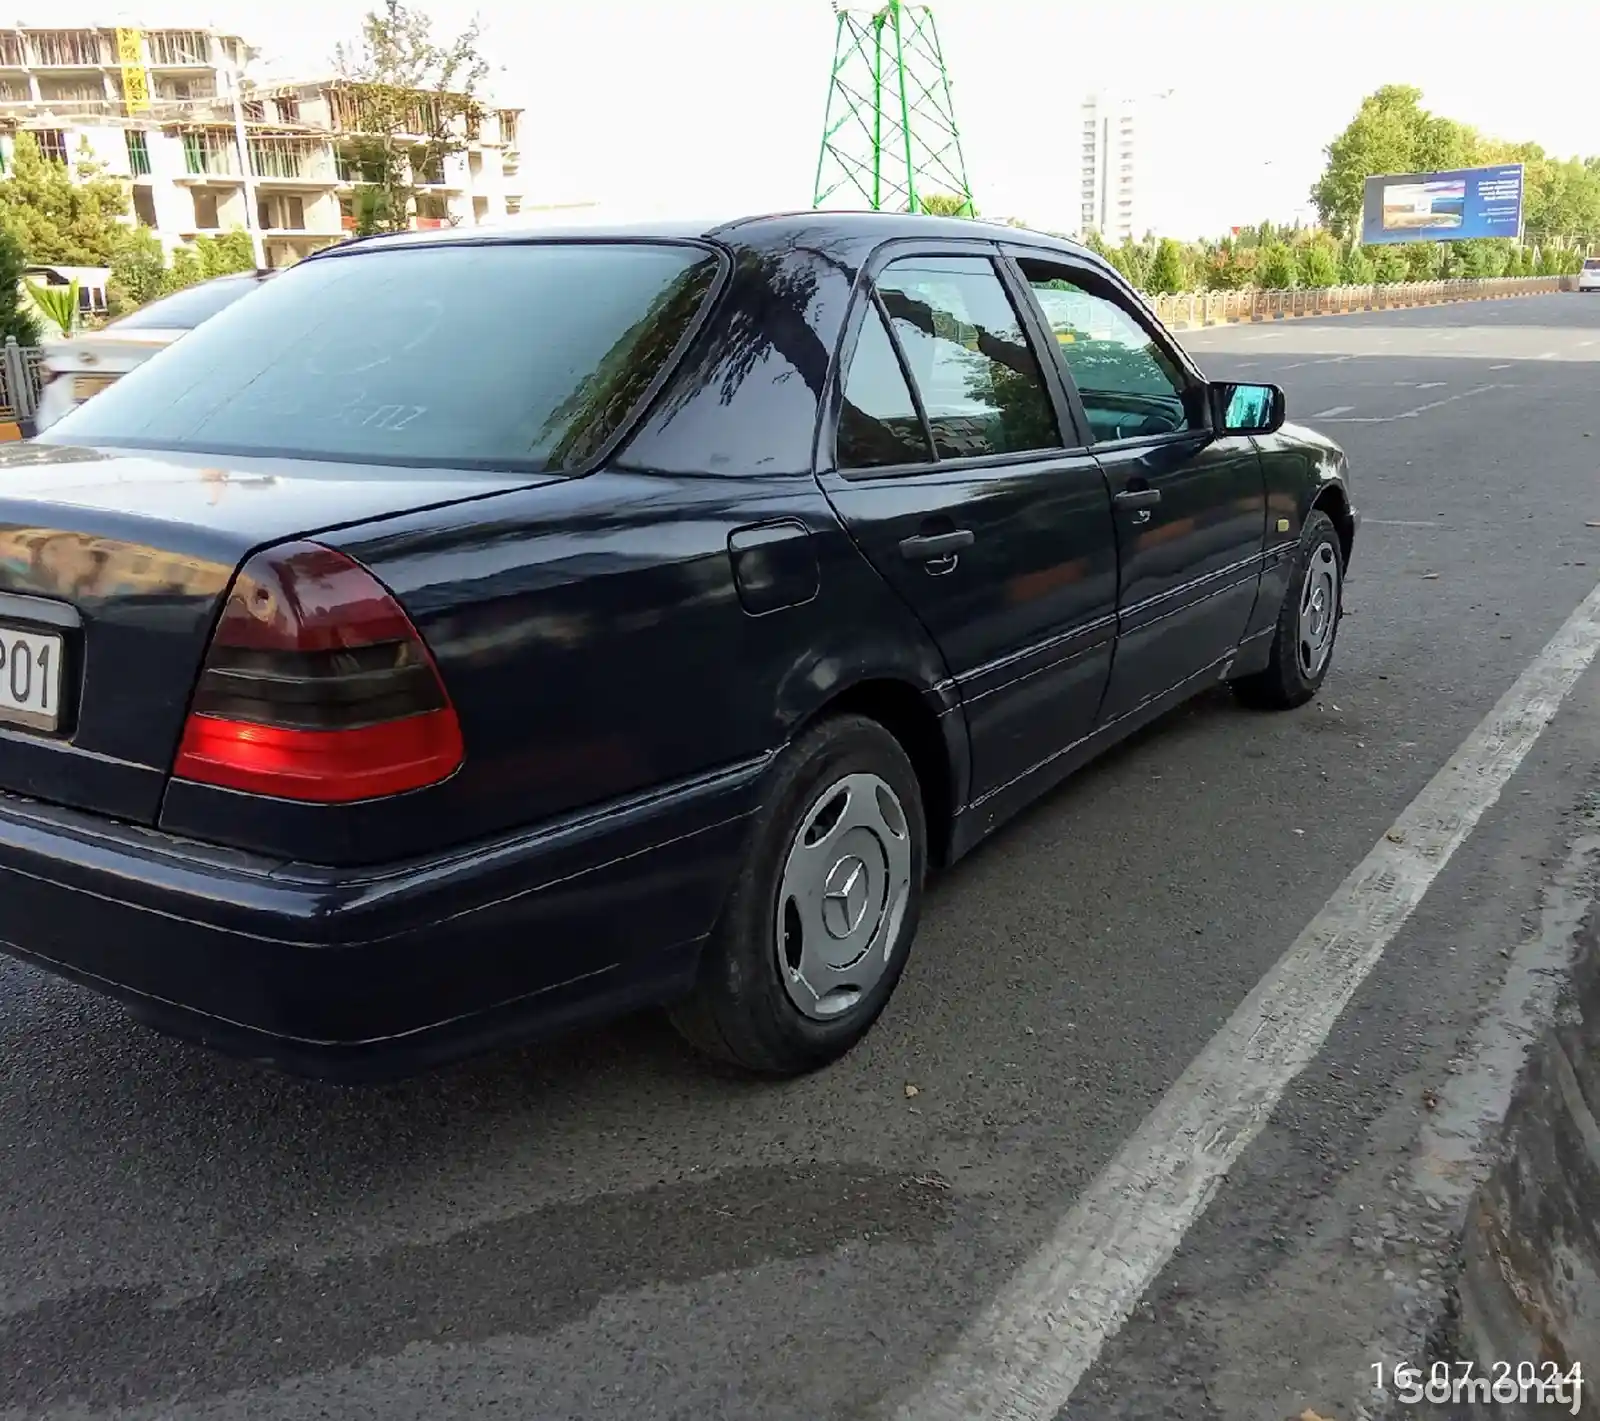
[
  {"left": 899, "top": 529, "right": 975, "bottom": 561},
  {"left": 1113, "top": 488, "right": 1162, "bottom": 510}
]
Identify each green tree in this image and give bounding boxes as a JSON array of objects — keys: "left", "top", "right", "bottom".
[
  {"left": 0, "top": 132, "right": 129, "bottom": 266},
  {"left": 1403, "top": 241, "right": 1442, "bottom": 279},
  {"left": 917, "top": 192, "right": 975, "bottom": 217},
  {"left": 1312, "top": 85, "right": 1484, "bottom": 235},
  {"left": 1146, "top": 237, "right": 1188, "bottom": 294},
  {"left": 1298, "top": 240, "right": 1341, "bottom": 287},
  {"left": 1341, "top": 244, "right": 1376, "bottom": 284},
  {"left": 0, "top": 226, "right": 39, "bottom": 343},
  {"left": 1372, "top": 246, "right": 1408, "bottom": 283},
  {"left": 1257, "top": 242, "right": 1298, "bottom": 289},
  {"left": 107, "top": 224, "right": 167, "bottom": 313},
  {"left": 332, "top": 0, "right": 489, "bottom": 235},
  {"left": 24, "top": 276, "right": 78, "bottom": 336}
]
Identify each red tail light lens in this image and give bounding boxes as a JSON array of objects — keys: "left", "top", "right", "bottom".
[{"left": 173, "top": 541, "right": 464, "bottom": 802}]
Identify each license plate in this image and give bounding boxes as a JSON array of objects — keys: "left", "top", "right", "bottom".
[
  {"left": 72, "top": 373, "right": 119, "bottom": 400},
  {"left": 0, "top": 625, "right": 64, "bottom": 731}
]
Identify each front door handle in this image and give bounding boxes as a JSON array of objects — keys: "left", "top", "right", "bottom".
[
  {"left": 1113, "top": 488, "right": 1162, "bottom": 511},
  {"left": 900, "top": 529, "right": 975, "bottom": 561}
]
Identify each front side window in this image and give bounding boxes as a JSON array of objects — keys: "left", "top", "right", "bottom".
[
  {"left": 47, "top": 242, "right": 720, "bottom": 473},
  {"left": 1019, "top": 259, "right": 1193, "bottom": 443},
  {"left": 874, "top": 255, "right": 1061, "bottom": 460}
]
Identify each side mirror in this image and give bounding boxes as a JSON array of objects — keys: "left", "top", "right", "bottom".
[{"left": 1211, "top": 380, "right": 1286, "bottom": 436}]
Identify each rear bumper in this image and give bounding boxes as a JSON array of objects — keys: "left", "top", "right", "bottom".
[{"left": 0, "top": 760, "right": 766, "bottom": 1080}]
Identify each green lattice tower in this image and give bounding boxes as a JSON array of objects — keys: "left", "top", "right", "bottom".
[{"left": 812, "top": 0, "right": 975, "bottom": 216}]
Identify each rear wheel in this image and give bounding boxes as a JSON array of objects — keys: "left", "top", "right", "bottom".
[
  {"left": 669, "top": 714, "right": 926, "bottom": 1075},
  {"left": 1232, "top": 508, "right": 1344, "bottom": 711}
]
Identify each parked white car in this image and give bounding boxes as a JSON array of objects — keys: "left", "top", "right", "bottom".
[
  {"left": 1580, "top": 257, "right": 1600, "bottom": 293},
  {"left": 33, "top": 271, "right": 272, "bottom": 433}
]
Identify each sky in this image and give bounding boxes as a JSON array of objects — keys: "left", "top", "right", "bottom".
[{"left": 54, "top": 0, "right": 1600, "bottom": 238}]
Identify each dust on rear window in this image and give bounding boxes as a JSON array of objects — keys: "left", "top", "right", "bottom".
[{"left": 47, "top": 242, "right": 721, "bottom": 473}]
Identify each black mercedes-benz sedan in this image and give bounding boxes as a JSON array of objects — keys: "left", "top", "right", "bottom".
[{"left": 10, "top": 210, "right": 1357, "bottom": 1080}]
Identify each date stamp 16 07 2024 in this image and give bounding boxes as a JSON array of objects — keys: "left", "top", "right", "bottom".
[{"left": 1372, "top": 1361, "right": 1584, "bottom": 1412}]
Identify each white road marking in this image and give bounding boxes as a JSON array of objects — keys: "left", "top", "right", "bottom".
[
  {"left": 1579, "top": 340, "right": 1595, "bottom": 349},
  {"left": 1309, "top": 405, "right": 1354, "bottom": 418},
  {"left": 1415, "top": 381, "right": 1447, "bottom": 389},
  {"left": 1536, "top": 351, "right": 1558, "bottom": 360},
  {"left": 888, "top": 579, "right": 1600, "bottom": 1421},
  {"left": 1489, "top": 362, "right": 1514, "bottom": 370},
  {"left": 1320, "top": 384, "right": 1504, "bottom": 423}
]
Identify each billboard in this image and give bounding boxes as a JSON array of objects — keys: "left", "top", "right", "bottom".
[{"left": 1360, "top": 164, "right": 1524, "bottom": 244}]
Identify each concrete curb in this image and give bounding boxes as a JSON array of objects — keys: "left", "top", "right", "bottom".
[{"left": 1449, "top": 907, "right": 1600, "bottom": 1417}]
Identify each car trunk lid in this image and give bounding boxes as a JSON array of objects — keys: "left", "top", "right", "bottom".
[{"left": 0, "top": 441, "right": 545, "bottom": 823}]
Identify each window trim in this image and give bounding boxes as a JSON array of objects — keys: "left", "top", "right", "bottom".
[
  {"left": 819, "top": 237, "right": 1084, "bottom": 482},
  {"left": 1000, "top": 242, "right": 1214, "bottom": 454}
]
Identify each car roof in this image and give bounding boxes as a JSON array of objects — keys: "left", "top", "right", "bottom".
[{"left": 315, "top": 208, "right": 1101, "bottom": 269}]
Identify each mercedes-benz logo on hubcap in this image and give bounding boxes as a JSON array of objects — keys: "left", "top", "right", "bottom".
[{"left": 821, "top": 855, "right": 870, "bottom": 938}]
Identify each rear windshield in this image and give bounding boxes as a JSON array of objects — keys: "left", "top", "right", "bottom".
[
  {"left": 1585, "top": 258, "right": 1600, "bottom": 270},
  {"left": 47, "top": 241, "right": 721, "bottom": 472},
  {"left": 110, "top": 275, "right": 262, "bottom": 331}
]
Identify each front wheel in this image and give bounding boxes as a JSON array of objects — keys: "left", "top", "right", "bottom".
[
  {"left": 1232, "top": 508, "right": 1344, "bottom": 711},
  {"left": 668, "top": 714, "right": 927, "bottom": 1075}
]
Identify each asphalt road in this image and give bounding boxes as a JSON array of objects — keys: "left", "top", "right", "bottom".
[{"left": 5, "top": 292, "right": 1600, "bottom": 1421}]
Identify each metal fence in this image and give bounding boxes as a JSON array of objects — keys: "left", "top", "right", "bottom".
[
  {"left": 1, "top": 340, "right": 43, "bottom": 424},
  {"left": 1148, "top": 275, "right": 1575, "bottom": 329},
  {"left": 0, "top": 273, "right": 1581, "bottom": 431}
]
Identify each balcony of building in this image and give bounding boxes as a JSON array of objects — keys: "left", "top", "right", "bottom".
[
  {"left": 37, "top": 75, "right": 110, "bottom": 105},
  {"left": 144, "top": 31, "right": 212, "bottom": 69},
  {"left": 175, "top": 128, "right": 242, "bottom": 180},
  {"left": 0, "top": 33, "right": 25, "bottom": 68},
  {"left": 262, "top": 232, "right": 339, "bottom": 269},
  {"left": 25, "top": 30, "right": 110, "bottom": 70},
  {"left": 154, "top": 75, "right": 218, "bottom": 103},
  {"left": 256, "top": 191, "right": 340, "bottom": 235},
  {"left": 249, "top": 134, "right": 337, "bottom": 185}
]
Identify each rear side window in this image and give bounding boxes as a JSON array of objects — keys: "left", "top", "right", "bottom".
[
  {"left": 110, "top": 276, "right": 261, "bottom": 331},
  {"left": 874, "top": 255, "right": 1060, "bottom": 460},
  {"left": 49, "top": 242, "right": 720, "bottom": 472}
]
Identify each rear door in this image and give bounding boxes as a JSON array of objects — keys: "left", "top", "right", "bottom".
[
  {"left": 1005, "top": 248, "right": 1268, "bottom": 725},
  {"left": 815, "top": 243, "right": 1117, "bottom": 802}
]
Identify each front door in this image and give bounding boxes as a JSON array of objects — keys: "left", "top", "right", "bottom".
[
  {"left": 816, "top": 247, "right": 1117, "bottom": 802},
  {"left": 1007, "top": 251, "right": 1268, "bottom": 725}
]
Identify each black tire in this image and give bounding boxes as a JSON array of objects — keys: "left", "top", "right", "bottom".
[
  {"left": 1232, "top": 508, "right": 1344, "bottom": 711},
  {"left": 668, "top": 714, "right": 927, "bottom": 1076}
]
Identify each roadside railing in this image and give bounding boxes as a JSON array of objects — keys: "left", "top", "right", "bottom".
[
  {"left": 1, "top": 340, "right": 43, "bottom": 426},
  {"left": 1148, "top": 275, "right": 1576, "bottom": 329}
]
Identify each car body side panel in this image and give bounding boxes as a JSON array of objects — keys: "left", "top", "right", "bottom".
[
  {"left": 1239, "top": 422, "right": 1359, "bottom": 657},
  {"left": 162, "top": 470, "right": 956, "bottom": 867}
]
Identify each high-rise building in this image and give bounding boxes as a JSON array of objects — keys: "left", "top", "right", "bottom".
[
  {"left": 1078, "top": 91, "right": 1138, "bottom": 245},
  {"left": 0, "top": 25, "right": 524, "bottom": 270}
]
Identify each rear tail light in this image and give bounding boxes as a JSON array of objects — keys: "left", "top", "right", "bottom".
[{"left": 173, "top": 541, "right": 464, "bottom": 803}]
